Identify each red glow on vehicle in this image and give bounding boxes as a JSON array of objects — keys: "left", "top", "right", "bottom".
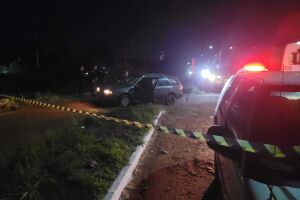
[{"left": 243, "top": 63, "right": 268, "bottom": 72}]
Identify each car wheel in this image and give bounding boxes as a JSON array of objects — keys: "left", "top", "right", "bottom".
[
  {"left": 119, "top": 94, "right": 130, "bottom": 107},
  {"left": 166, "top": 93, "right": 176, "bottom": 106}
]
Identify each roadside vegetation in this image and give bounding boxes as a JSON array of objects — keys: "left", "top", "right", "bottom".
[
  {"left": 0, "top": 98, "right": 20, "bottom": 112},
  {"left": 32, "top": 91, "right": 60, "bottom": 103},
  {"left": 0, "top": 91, "right": 60, "bottom": 113},
  {"left": 0, "top": 104, "right": 160, "bottom": 200}
]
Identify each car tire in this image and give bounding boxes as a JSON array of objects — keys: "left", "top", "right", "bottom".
[
  {"left": 119, "top": 94, "right": 130, "bottom": 107},
  {"left": 166, "top": 93, "right": 176, "bottom": 106}
]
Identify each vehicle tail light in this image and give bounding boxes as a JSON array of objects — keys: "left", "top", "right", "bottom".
[
  {"left": 243, "top": 63, "right": 268, "bottom": 72},
  {"left": 178, "top": 83, "right": 183, "bottom": 91}
]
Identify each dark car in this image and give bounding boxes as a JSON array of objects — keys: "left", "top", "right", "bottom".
[
  {"left": 94, "top": 74, "right": 183, "bottom": 107},
  {"left": 207, "top": 66, "right": 300, "bottom": 199}
]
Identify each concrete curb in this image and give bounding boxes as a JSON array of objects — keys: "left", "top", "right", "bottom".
[{"left": 103, "top": 110, "right": 164, "bottom": 200}]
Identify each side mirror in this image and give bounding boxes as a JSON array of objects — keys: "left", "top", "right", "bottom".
[{"left": 207, "top": 126, "right": 242, "bottom": 163}]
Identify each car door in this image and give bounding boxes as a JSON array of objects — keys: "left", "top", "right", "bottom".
[
  {"left": 134, "top": 77, "right": 157, "bottom": 102},
  {"left": 218, "top": 79, "right": 261, "bottom": 200},
  {"left": 215, "top": 76, "right": 241, "bottom": 126},
  {"left": 227, "top": 79, "right": 261, "bottom": 139},
  {"left": 153, "top": 77, "right": 172, "bottom": 101}
]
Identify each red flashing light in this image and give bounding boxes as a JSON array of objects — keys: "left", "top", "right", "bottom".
[{"left": 243, "top": 63, "right": 268, "bottom": 72}]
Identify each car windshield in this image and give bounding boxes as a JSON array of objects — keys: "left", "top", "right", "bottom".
[{"left": 125, "top": 77, "right": 139, "bottom": 85}]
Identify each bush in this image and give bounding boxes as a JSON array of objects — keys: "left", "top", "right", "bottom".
[
  {"left": 0, "top": 65, "right": 9, "bottom": 74},
  {"left": 0, "top": 104, "right": 160, "bottom": 199}
]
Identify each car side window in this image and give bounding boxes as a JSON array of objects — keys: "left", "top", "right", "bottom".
[
  {"left": 228, "top": 79, "right": 260, "bottom": 138},
  {"left": 157, "top": 77, "right": 170, "bottom": 87},
  {"left": 168, "top": 78, "right": 178, "bottom": 86},
  {"left": 151, "top": 78, "right": 158, "bottom": 88},
  {"left": 219, "top": 78, "right": 240, "bottom": 116},
  {"left": 137, "top": 77, "right": 156, "bottom": 89},
  {"left": 136, "top": 78, "right": 146, "bottom": 87},
  {"left": 231, "top": 80, "right": 258, "bottom": 114}
]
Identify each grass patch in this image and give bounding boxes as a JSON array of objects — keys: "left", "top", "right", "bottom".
[
  {"left": 0, "top": 98, "right": 20, "bottom": 112},
  {"left": 0, "top": 104, "right": 161, "bottom": 200}
]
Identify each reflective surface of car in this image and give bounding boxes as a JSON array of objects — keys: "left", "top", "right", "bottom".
[
  {"left": 95, "top": 74, "right": 183, "bottom": 107},
  {"left": 211, "top": 68, "right": 300, "bottom": 200}
]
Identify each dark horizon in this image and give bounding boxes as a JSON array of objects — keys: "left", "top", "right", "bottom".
[{"left": 1, "top": 0, "right": 300, "bottom": 71}]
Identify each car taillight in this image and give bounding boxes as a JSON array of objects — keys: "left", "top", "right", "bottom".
[{"left": 178, "top": 84, "right": 183, "bottom": 91}]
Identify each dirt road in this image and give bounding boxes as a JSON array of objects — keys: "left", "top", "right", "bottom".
[{"left": 121, "top": 94, "right": 219, "bottom": 200}]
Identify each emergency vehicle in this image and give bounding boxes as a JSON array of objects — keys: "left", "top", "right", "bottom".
[
  {"left": 207, "top": 41, "right": 300, "bottom": 199},
  {"left": 282, "top": 41, "right": 300, "bottom": 71}
]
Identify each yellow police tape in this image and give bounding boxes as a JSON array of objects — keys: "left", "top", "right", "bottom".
[
  {"left": 6, "top": 95, "right": 300, "bottom": 158},
  {"left": 9, "top": 96, "right": 153, "bottom": 129}
]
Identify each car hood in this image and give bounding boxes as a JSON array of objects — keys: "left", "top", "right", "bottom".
[{"left": 101, "top": 82, "right": 133, "bottom": 90}]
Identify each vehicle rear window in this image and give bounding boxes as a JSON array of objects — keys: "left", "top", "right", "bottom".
[{"left": 250, "top": 85, "right": 300, "bottom": 146}]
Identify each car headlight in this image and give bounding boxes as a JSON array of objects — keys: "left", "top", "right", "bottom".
[
  {"left": 96, "top": 87, "right": 101, "bottom": 92},
  {"left": 103, "top": 89, "right": 113, "bottom": 95},
  {"left": 201, "top": 69, "right": 211, "bottom": 78},
  {"left": 208, "top": 74, "right": 216, "bottom": 82}
]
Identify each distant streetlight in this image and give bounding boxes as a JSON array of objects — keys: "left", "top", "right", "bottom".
[
  {"left": 229, "top": 46, "right": 233, "bottom": 50},
  {"left": 187, "top": 62, "right": 191, "bottom": 65},
  {"left": 209, "top": 45, "right": 213, "bottom": 49}
]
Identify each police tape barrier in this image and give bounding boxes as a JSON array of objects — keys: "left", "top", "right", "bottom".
[
  {"left": 4, "top": 95, "right": 300, "bottom": 158},
  {"left": 8, "top": 96, "right": 153, "bottom": 129},
  {"left": 157, "top": 126, "right": 300, "bottom": 158}
]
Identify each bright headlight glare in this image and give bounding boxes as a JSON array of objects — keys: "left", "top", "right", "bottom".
[
  {"left": 103, "top": 89, "right": 113, "bottom": 95},
  {"left": 201, "top": 69, "right": 210, "bottom": 78},
  {"left": 96, "top": 87, "right": 100, "bottom": 92},
  {"left": 208, "top": 74, "right": 216, "bottom": 82}
]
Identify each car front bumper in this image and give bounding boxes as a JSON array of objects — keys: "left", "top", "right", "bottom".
[{"left": 95, "top": 92, "right": 119, "bottom": 103}]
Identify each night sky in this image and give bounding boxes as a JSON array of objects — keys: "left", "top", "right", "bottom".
[{"left": 1, "top": 0, "right": 300, "bottom": 67}]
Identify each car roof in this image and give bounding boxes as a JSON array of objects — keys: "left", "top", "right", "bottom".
[
  {"left": 238, "top": 71, "right": 300, "bottom": 85},
  {"left": 143, "top": 74, "right": 177, "bottom": 79}
]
